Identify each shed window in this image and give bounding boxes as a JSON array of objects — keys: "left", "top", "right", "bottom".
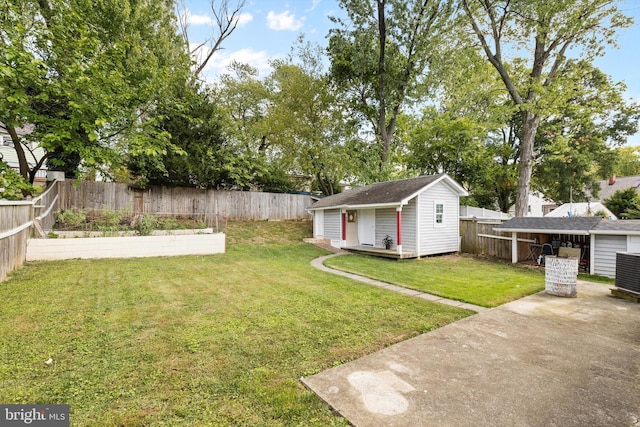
[{"left": 434, "top": 202, "right": 445, "bottom": 226}]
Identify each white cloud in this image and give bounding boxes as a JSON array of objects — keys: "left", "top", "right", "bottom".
[
  {"left": 235, "top": 12, "right": 253, "bottom": 27},
  {"left": 306, "top": 0, "right": 321, "bottom": 12},
  {"left": 186, "top": 11, "right": 253, "bottom": 27},
  {"left": 187, "top": 13, "right": 214, "bottom": 26},
  {"left": 266, "top": 10, "right": 304, "bottom": 31},
  {"left": 190, "top": 43, "right": 273, "bottom": 80}
]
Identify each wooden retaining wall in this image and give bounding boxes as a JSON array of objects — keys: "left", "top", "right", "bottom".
[{"left": 58, "top": 181, "right": 313, "bottom": 222}]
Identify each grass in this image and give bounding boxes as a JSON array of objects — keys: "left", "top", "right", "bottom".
[
  {"left": 578, "top": 272, "right": 615, "bottom": 285},
  {"left": 0, "top": 221, "right": 473, "bottom": 426},
  {"left": 324, "top": 253, "right": 546, "bottom": 308}
]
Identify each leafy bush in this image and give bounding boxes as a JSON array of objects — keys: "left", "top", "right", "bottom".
[
  {"left": 55, "top": 208, "right": 88, "bottom": 230},
  {"left": 604, "top": 188, "right": 640, "bottom": 219},
  {"left": 54, "top": 208, "right": 208, "bottom": 233},
  {"left": 0, "top": 163, "right": 34, "bottom": 200},
  {"left": 132, "top": 215, "right": 156, "bottom": 236}
]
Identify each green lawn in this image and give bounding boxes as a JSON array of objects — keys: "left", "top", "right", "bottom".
[
  {"left": 0, "top": 222, "right": 473, "bottom": 426},
  {"left": 324, "top": 253, "right": 546, "bottom": 307}
]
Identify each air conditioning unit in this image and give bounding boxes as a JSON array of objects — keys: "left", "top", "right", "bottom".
[{"left": 615, "top": 252, "right": 640, "bottom": 293}]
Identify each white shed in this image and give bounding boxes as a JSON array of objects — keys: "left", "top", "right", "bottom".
[
  {"left": 307, "top": 174, "right": 468, "bottom": 258},
  {"left": 590, "top": 220, "right": 640, "bottom": 278}
]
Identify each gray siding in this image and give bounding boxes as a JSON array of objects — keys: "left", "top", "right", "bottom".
[
  {"left": 323, "top": 209, "right": 341, "bottom": 240},
  {"left": 401, "top": 199, "right": 417, "bottom": 251},
  {"left": 594, "top": 235, "right": 627, "bottom": 278},
  {"left": 417, "top": 181, "right": 460, "bottom": 256},
  {"left": 375, "top": 208, "right": 397, "bottom": 249}
]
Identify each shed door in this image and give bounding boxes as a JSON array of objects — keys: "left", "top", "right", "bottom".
[
  {"left": 358, "top": 210, "right": 375, "bottom": 246},
  {"left": 314, "top": 211, "right": 324, "bottom": 238},
  {"left": 629, "top": 236, "right": 640, "bottom": 253}
]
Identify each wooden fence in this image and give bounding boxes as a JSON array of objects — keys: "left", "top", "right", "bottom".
[
  {"left": 58, "top": 181, "right": 313, "bottom": 223},
  {"left": 460, "top": 218, "right": 536, "bottom": 262},
  {"left": 0, "top": 180, "right": 60, "bottom": 281}
]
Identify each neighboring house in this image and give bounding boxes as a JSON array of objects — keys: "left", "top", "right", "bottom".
[
  {"left": 307, "top": 174, "right": 468, "bottom": 258},
  {"left": 0, "top": 125, "right": 47, "bottom": 182},
  {"left": 545, "top": 202, "right": 617, "bottom": 220},
  {"left": 494, "top": 216, "right": 640, "bottom": 278},
  {"left": 460, "top": 205, "right": 511, "bottom": 220},
  {"left": 592, "top": 174, "right": 640, "bottom": 202},
  {"left": 508, "top": 192, "right": 557, "bottom": 217}
]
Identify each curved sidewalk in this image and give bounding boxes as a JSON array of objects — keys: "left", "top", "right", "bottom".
[{"left": 310, "top": 253, "right": 488, "bottom": 313}]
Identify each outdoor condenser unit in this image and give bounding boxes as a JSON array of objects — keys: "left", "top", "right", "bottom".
[{"left": 615, "top": 252, "right": 640, "bottom": 293}]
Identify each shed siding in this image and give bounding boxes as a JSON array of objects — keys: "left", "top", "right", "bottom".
[
  {"left": 375, "top": 208, "right": 397, "bottom": 249},
  {"left": 417, "top": 181, "right": 460, "bottom": 255},
  {"left": 594, "top": 235, "right": 627, "bottom": 278},
  {"left": 323, "top": 209, "right": 341, "bottom": 240},
  {"left": 401, "top": 199, "right": 417, "bottom": 251}
]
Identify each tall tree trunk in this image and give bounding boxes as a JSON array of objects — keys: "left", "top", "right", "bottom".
[
  {"left": 377, "top": 0, "right": 389, "bottom": 165},
  {"left": 6, "top": 126, "right": 31, "bottom": 182},
  {"left": 514, "top": 111, "right": 540, "bottom": 216}
]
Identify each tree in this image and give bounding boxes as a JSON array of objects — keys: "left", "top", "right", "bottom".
[
  {"left": 461, "top": 0, "right": 632, "bottom": 216},
  {"left": 261, "top": 40, "right": 357, "bottom": 196},
  {"left": 176, "top": 0, "right": 247, "bottom": 77},
  {"left": 604, "top": 188, "right": 640, "bottom": 219},
  {"left": 612, "top": 146, "right": 640, "bottom": 176},
  {"left": 533, "top": 62, "right": 639, "bottom": 203},
  {"left": 328, "top": 0, "right": 455, "bottom": 174},
  {"left": 0, "top": 0, "right": 189, "bottom": 183}
]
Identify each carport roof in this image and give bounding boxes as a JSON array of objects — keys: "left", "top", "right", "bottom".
[
  {"left": 591, "top": 219, "right": 640, "bottom": 235},
  {"left": 494, "top": 217, "right": 603, "bottom": 235}
]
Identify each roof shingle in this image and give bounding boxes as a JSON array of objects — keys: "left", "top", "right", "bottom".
[
  {"left": 310, "top": 174, "right": 448, "bottom": 209},
  {"left": 495, "top": 217, "right": 603, "bottom": 234}
]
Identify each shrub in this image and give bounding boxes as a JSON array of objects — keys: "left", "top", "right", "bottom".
[{"left": 0, "top": 163, "right": 35, "bottom": 200}]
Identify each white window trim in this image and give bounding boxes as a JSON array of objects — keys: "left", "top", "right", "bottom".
[{"left": 434, "top": 200, "right": 445, "bottom": 227}]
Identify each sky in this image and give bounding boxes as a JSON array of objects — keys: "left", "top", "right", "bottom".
[{"left": 182, "top": 0, "right": 640, "bottom": 145}]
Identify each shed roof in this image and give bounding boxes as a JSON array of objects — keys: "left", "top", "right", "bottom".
[
  {"left": 309, "top": 174, "right": 467, "bottom": 210},
  {"left": 590, "top": 219, "right": 640, "bottom": 235},
  {"left": 494, "top": 217, "right": 603, "bottom": 235}
]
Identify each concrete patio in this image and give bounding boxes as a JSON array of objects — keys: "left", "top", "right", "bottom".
[{"left": 302, "top": 281, "right": 640, "bottom": 426}]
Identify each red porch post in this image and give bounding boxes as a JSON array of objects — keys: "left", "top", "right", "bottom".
[
  {"left": 396, "top": 207, "right": 402, "bottom": 254},
  {"left": 341, "top": 211, "right": 347, "bottom": 245}
]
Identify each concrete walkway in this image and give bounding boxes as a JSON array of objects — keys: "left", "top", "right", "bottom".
[
  {"left": 310, "top": 253, "right": 488, "bottom": 313},
  {"left": 302, "top": 281, "right": 640, "bottom": 426}
]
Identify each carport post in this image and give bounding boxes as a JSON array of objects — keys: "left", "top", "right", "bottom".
[{"left": 512, "top": 232, "right": 518, "bottom": 264}]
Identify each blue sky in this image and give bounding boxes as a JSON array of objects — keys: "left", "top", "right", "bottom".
[{"left": 182, "top": 0, "right": 640, "bottom": 145}]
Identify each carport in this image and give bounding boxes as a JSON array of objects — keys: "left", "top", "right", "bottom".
[{"left": 493, "top": 217, "right": 602, "bottom": 267}]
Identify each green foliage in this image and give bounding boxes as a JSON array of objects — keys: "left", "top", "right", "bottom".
[
  {"left": 328, "top": 0, "right": 456, "bottom": 168},
  {"left": 604, "top": 188, "right": 640, "bottom": 219},
  {"left": 461, "top": 0, "right": 633, "bottom": 215},
  {"left": 612, "top": 146, "right": 640, "bottom": 177},
  {"left": 0, "top": 0, "right": 191, "bottom": 182},
  {"left": 132, "top": 215, "right": 155, "bottom": 236},
  {"left": 0, "top": 162, "right": 34, "bottom": 200},
  {"left": 406, "top": 108, "right": 488, "bottom": 190},
  {"left": 533, "top": 62, "right": 640, "bottom": 203},
  {"left": 54, "top": 208, "right": 208, "bottom": 232}
]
